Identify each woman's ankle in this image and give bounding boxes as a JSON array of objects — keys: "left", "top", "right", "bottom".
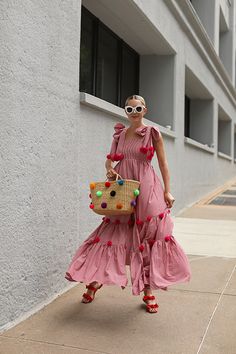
[
  {"left": 90, "top": 281, "right": 101, "bottom": 288},
  {"left": 144, "top": 285, "right": 152, "bottom": 296}
]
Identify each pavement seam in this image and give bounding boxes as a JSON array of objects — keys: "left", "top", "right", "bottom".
[
  {"left": 0, "top": 335, "right": 111, "bottom": 354},
  {"left": 108, "top": 284, "right": 236, "bottom": 297},
  {"left": 168, "top": 288, "right": 236, "bottom": 296},
  {"left": 196, "top": 263, "right": 236, "bottom": 354},
  {"left": 189, "top": 256, "right": 212, "bottom": 262}
]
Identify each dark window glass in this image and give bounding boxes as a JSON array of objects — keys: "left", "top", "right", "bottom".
[
  {"left": 121, "top": 44, "right": 139, "bottom": 107},
  {"left": 185, "top": 95, "right": 191, "bottom": 137},
  {"left": 79, "top": 9, "right": 94, "bottom": 94},
  {"left": 96, "top": 26, "right": 119, "bottom": 105},
  {"left": 79, "top": 6, "right": 139, "bottom": 107}
]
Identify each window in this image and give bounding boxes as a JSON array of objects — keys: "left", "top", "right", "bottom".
[
  {"left": 96, "top": 25, "right": 119, "bottom": 105},
  {"left": 184, "top": 66, "right": 213, "bottom": 145},
  {"left": 79, "top": 6, "right": 139, "bottom": 107},
  {"left": 121, "top": 44, "right": 139, "bottom": 108},
  {"left": 79, "top": 8, "right": 94, "bottom": 95}
]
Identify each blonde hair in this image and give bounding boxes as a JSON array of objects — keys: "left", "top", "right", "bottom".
[{"left": 125, "top": 95, "right": 146, "bottom": 107}]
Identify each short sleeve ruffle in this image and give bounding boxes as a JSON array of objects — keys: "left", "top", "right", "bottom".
[
  {"left": 151, "top": 126, "right": 161, "bottom": 143},
  {"left": 108, "top": 123, "right": 126, "bottom": 159},
  {"left": 113, "top": 123, "right": 126, "bottom": 142}
]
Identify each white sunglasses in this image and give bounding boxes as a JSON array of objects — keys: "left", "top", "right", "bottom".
[{"left": 124, "top": 105, "right": 145, "bottom": 114}]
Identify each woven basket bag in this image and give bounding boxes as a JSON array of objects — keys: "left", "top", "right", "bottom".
[{"left": 89, "top": 174, "right": 140, "bottom": 216}]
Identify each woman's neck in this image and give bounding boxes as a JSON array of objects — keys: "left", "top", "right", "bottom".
[{"left": 128, "top": 122, "right": 146, "bottom": 131}]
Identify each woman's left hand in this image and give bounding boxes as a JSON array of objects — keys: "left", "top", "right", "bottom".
[{"left": 164, "top": 191, "right": 175, "bottom": 208}]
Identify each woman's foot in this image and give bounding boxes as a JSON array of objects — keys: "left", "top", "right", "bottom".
[
  {"left": 81, "top": 281, "right": 103, "bottom": 303},
  {"left": 143, "top": 287, "right": 159, "bottom": 313}
]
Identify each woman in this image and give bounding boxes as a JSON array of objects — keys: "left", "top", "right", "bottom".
[{"left": 65, "top": 95, "right": 191, "bottom": 313}]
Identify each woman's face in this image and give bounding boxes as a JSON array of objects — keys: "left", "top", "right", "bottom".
[{"left": 125, "top": 99, "right": 147, "bottom": 124}]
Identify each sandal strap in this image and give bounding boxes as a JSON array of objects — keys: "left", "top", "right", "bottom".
[
  {"left": 82, "top": 293, "right": 93, "bottom": 302},
  {"left": 86, "top": 284, "right": 103, "bottom": 292},
  {"left": 146, "top": 303, "right": 159, "bottom": 309},
  {"left": 86, "top": 285, "right": 97, "bottom": 292},
  {"left": 143, "top": 295, "right": 155, "bottom": 301}
]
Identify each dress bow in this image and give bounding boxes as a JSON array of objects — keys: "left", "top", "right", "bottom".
[
  {"left": 135, "top": 125, "right": 148, "bottom": 137},
  {"left": 113, "top": 123, "right": 126, "bottom": 142}
]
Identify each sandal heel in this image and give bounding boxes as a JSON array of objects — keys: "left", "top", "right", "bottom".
[{"left": 82, "top": 283, "right": 103, "bottom": 303}]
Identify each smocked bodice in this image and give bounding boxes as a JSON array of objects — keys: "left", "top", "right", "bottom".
[
  {"left": 122, "top": 135, "right": 154, "bottom": 162},
  {"left": 107, "top": 124, "right": 160, "bottom": 164}
]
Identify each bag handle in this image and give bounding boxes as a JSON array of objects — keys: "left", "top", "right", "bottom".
[{"left": 106, "top": 173, "right": 123, "bottom": 181}]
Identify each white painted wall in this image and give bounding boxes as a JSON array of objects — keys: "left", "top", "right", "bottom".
[
  {"left": 0, "top": 0, "right": 81, "bottom": 331},
  {"left": 1, "top": 0, "right": 236, "bottom": 332}
]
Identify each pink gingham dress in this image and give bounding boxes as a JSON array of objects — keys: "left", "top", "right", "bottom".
[{"left": 65, "top": 123, "right": 191, "bottom": 295}]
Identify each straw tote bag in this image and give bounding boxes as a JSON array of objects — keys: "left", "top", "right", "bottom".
[{"left": 89, "top": 174, "right": 140, "bottom": 216}]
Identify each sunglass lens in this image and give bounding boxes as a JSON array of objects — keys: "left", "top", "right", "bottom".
[
  {"left": 136, "top": 106, "right": 143, "bottom": 113},
  {"left": 126, "top": 107, "right": 133, "bottom": 113}
]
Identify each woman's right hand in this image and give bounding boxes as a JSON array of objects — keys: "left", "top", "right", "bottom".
[{"left": 106, "top": 168, "right": 118, "bottom": 180}]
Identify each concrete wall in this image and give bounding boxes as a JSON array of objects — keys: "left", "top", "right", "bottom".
[
  {"left": 1, "top": 0, "right": 236, "bottom": 332},
  {"left": 0, "top": 0, "right": 81, "bottom": 331},
  {"left": 140, "top": 54, "right": 175, "bottom": 128},
  {"left": 191, "top": 0, "right": 217, "bottom": 44}
]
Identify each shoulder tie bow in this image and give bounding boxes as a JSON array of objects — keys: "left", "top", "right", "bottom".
[
  {"left": 113, "top": 123, "right": 126, "bottom": 142},
  {"left": 135, "top": 125, "right": 148, "bottom": 137}
]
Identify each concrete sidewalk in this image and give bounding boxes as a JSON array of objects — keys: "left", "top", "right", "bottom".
[{"left": 1, "top": 180, "right": 236, "bottom": 354}]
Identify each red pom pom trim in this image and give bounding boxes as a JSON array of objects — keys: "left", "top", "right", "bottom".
[
  {"left": 139, "top": 244, "right": 145, "bottom": 252},
  {"left": 165, "top": 235, "right": 172, "bottom": 242},
  {"left": 93, "top": 236, "right": 100, "bottom": 243},
  {"left": 140, "top": 146, "right": 148, "bottom": 154},
  {"left": 148, "top": 239, "right": 155, "bottom": 247},
  {"left": 107, "top": 240, "right": 112, "bottom": 246},
  {"left": 113, "top": 153, "right": 124, "bottom": 161}
]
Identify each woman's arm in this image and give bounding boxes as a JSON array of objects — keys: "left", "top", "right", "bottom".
[
  {"left": 153, "top": 136, "right": 170, "bottom": 192},
  {"left": 152, "top": 136, "right": 175, "bottom": 207},
  {"left": 105, "top": 158, "right": 113, "bottom": 172},
  {"left": 105, "top": 159, "right": 117, "bottom": 179}
]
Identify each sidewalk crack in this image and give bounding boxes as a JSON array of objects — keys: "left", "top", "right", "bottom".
[{"left": 196, "top": 264, "right": 236, "bottom": 354}]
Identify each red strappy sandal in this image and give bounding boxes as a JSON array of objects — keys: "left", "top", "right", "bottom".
[
  {"left": 81, "top": 283, "right": 103, "bottom": 303},
  {"left": 143, "top": 295, "right": 159, "bottom": 313}
]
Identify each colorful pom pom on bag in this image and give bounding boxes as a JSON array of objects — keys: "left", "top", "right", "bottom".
[{"left": 89, "top": 173, "right": 140, "bottom": 216}]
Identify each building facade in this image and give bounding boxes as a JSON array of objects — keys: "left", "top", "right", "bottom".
[{"left": 1, "top": 0, "right": 236, "bottom": 331}]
